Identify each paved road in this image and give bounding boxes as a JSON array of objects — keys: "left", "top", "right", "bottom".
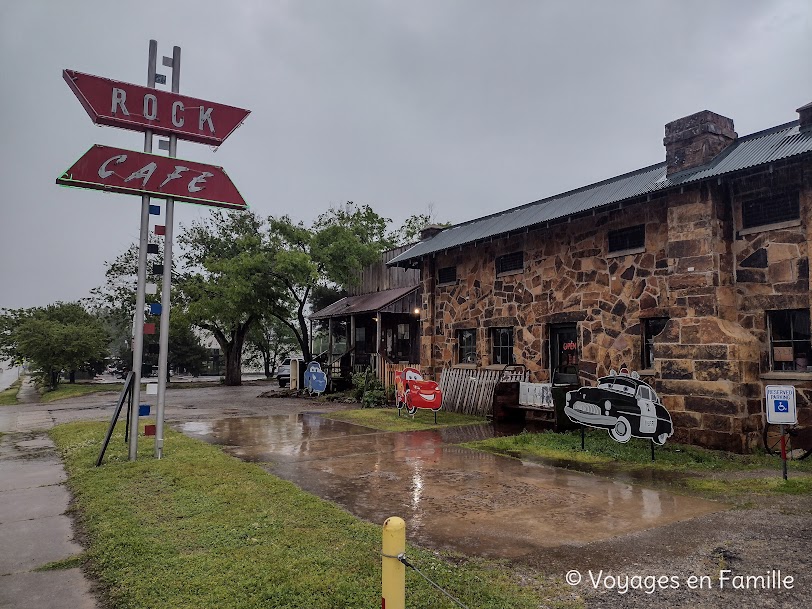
[
  {"left": 180, "top": 414, "right": 722, "bottom": 559},
  {"left": 3, "top": 384, "right": 809, "bottom": 609},
  {"left": 0, "top": 363, "right": 21, "bottom": 392}
]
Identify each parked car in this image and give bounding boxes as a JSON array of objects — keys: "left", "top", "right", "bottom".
[
  {"left": 564, "top": 371, "right": 673, "bottom": 445},
  {"left": 275, "top": 358, "right": 303, "bottom": 388}
]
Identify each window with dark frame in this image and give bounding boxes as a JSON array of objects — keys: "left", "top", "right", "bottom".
[
  {"left": 641, "top": 317, "right": 669, "bottom": 369},
  {"left": 741, "top": 190, "right": 800, "bottom": 230},
  {"left": 457, "top": 329, "right": 477, "bottom": 364},
  {"left": 438, "top": 266, "right": 457, "bottom": 284},
  {"left": 395, "top": 323, "right": 410, "bottom": 360},
  {"left": 608, "top": 224, "right": 645, "bottom": 253},
  {"left": 768, "top": 309, "right": 811, "bottom": 372},
  {"left": 496, "top": 251, "right": 524, "bottom": 275},
  {"left": 354, "top": 326, "right": 367, "bottom": 355},
  {"left": 490, "top": 327, "right": 515, "bottom": 366}
]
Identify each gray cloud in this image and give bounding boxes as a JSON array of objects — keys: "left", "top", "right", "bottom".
[{"left": 1, "top": 0, "right": 809, "bottom": 308}]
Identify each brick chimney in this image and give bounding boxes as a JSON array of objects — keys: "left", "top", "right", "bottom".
[
  {"left": 797, "top": 101, "right": 812, "bottom": 131},
  {"left": 663, "top": 110, "right": 737, "bottom": 176},
  {"left": 419, "top": 224, "right": 446, "bottom": 240}
]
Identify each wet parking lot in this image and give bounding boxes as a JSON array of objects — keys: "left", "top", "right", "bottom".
[{"left": 178, "top": 413, "right": 723, "bottom": 560}]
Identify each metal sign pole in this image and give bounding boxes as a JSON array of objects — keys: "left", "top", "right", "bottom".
[
  {"left": 780, "top": 424, "right": 788, "bottom": 480},
  {"left": 129, "top": 39, "right": 158, "bottom": 461},
  {"left": 155, "top": 45, "right": 180, "bottom": 459}
]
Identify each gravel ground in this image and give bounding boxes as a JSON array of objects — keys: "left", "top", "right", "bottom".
[
  {"left": 3, "top": 382, "right": 809, "bottom": 609},
  {"left": 535, "top": 493, "right": 811, "bottom": 608}
]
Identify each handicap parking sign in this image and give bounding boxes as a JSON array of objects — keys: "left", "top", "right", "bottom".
[{"left": 765, "top": 385, "right": 797, "bottom": 425}]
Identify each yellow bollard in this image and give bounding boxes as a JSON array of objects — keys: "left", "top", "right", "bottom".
[{"left": 382, "top": 516, "right": 406, "bottom": 609}]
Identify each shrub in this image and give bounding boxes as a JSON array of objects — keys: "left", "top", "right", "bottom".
[{"left": 352, "top": 368, "right": 386, "bottom": 407}]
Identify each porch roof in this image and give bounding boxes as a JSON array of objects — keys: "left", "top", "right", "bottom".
[{"left": 310, "top": 285, "right": 419, "bottom": 320}]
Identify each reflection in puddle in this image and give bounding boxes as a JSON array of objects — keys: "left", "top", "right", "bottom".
[{"left": 178, "top": 414, "right": 723, "bottom": 559}]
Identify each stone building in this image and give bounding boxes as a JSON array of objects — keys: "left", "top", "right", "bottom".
[{"left": 388, "top": 103, "right": 812, "bottom": 452}]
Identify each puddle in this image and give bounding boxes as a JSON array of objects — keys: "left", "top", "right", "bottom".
[{"left": 178, "top": 414, "right": 723, "bottom": 559}]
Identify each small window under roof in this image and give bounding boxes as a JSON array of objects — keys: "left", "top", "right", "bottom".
[
  {"left": 496, "top": 251, "right": 524, "bottom": 275},
  {"left": 438, "top": 266, "right": 457, "bottom": 284},
  {"left": 608, "top": 225, "right": 645, "bottom": 253},
  {"left": 741, "top": 190, "right": 799, "bottom": 230}
]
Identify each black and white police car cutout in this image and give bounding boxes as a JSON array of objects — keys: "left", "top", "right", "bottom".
[{"left": 564, "top": 368, "right": 673, "bottom": 445}]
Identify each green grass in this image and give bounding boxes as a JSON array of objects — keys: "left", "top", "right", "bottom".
[
  {"left": 462, "top": 429, "right": 812, "bottom": 499},
  {"left": 323, "top": 408, "right": 487, "bottom": 432},
  {"left": 34, "top": 553, "right": 86, "bottom": 571},
  {"left": 684, "top": 476, "right": 812, "bottom": 496},
  {"left": 40, "top": 383, "right": 129, "bottom": 402},
  {"left": 465, "top": 428, "right": 812, "bottom": 471},
  {"left": 39, "top": 380, "right": 228, "bottom": 403},
  {"left": 0, "top": 378, "right": 22, "bottom": 405},
  {"left": 50, "top": 422, "right": 579, "bottom": 609}
]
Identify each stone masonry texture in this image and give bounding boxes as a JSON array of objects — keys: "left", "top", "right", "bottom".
[{"left": 419, "top": 159, "right": 812, "bottom": 453}]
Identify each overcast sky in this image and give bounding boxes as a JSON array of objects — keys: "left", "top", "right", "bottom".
[{"left": 1, "top": 0, "right": 810, "bottom": 309}]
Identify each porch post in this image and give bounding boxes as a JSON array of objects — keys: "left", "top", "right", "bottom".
[
  {"left": 350, "top": 315, "right": 356, "bottom": 369},
  {"left": 376, "top": 312, "right": 383, "bottom": 381},
  {"left": 328, "top": 317, "right": 334, "bottom": 390}
]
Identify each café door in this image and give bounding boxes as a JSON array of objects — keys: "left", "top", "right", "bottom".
[{"left": 550, "top": 323, "right": 579, "bottom": 384}]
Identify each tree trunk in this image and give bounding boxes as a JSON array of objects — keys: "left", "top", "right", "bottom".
[
  {"left": 205, "top": 318, "right": 253, "bottom": 386},
  {"left": 262, "top": 349, "right": 272, "bottom": 378},
  {"left": 224, "top": 344, "right": 242, "bottom": 386},
  {"left": 69, "top": 371, "right": 76, "bottom": 384}
]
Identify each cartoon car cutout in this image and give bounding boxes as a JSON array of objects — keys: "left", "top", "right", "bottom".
[
  {"left": 395, "top": 368, "right": 443, "bottom": 416},
  {"left": 303, "top": 361, "right": 328, "bottom": 395},
  {"left": 564, "top": 370, "right": 673, "bottom": 445}
]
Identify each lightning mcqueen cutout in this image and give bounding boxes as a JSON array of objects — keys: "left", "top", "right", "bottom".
[
  {"left": 395, "top": 368, "right": 443, "bottom": 416},
  {"left": 564, "top": 370, "right": 673, "bottom": 445}
]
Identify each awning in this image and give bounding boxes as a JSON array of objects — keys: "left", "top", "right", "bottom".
[{"left": 310, "top": 286, "right": 419, "bottom": 320}]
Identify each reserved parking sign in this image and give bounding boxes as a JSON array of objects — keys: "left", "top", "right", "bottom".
[{"left": 765, "top": 385, "right": 797, "bottom": 425}]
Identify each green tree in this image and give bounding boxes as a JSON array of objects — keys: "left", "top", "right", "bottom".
[
  {"left": 178, "top": 211, "right": 285, "bottom": 385},
  {"left": 89, "top": 241, "right": 204, "bottom": 378},
  {"left": 245, "top": 317, "right": 298, "bottom": 378},
  {"left": 0, "top": 303, "right": 109, "bottom": 389},
  {"left": 167, "top": 313, "right": 209, "bottom": 377},
  {"left": 389, "top": 204, "right": 450, "bottom": 246},
  {"left": 266, "top": 202, "right": 394, "bottom": 362}
]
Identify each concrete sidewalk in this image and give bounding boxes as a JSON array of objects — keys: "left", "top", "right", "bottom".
[{"left": 0, "top": 430, "right": 97, "bottom": 609}]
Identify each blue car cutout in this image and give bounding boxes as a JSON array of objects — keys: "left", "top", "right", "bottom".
[{"left": 303, "top": 361, "right": 328, "bottom": 395}]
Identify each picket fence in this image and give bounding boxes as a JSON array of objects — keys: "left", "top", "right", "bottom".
[{"left": 438, "top": 367, "right": 528, "bottom": 417}]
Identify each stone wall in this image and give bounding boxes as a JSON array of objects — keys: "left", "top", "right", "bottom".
[{"left": 419, "top": 158, "right": 812, "bottom": 452}]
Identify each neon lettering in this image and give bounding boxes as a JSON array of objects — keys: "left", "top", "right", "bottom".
[
  {"left": 171, "top": 101, "right": 184, "bottom": 127},
  {"left": 188, "top": 172, "right": 213, "bottom": 192},
  {"left": 160, "top": 166, "right": 190, "bottom": 188},
  {"left": 98, "top": 154, "right": 127, "bottom": 179},
  {"left": 124, "top": 162, "right": 158, "bottom": 188},
  {"left": 111, "top": 88, "right": 129, "bottom": 116},
  {"left": 143, "top": 94, "right": 158, "bottom": 120},
  {"left": 199, "top": 107, "right": 214, "bottom": 133}
]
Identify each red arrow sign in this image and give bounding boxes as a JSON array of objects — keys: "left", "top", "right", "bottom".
[
  {"left": 56, "top": 145, "right": 248, "bottom": 210},
  {"left": 63, "top": 69, "right": 250, "bottom": 146}
]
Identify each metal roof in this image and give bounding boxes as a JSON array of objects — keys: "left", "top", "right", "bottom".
[
  {"left": 310, "top": 285, "right": 418, "bottom": 320},
  {"left": 389, "top": 120, "right": 812, "bottom": 267}
]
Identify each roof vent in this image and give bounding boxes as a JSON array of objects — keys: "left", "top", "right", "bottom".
[{"left": 663, "top": 110, "right": 737, "bottom": 176}]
